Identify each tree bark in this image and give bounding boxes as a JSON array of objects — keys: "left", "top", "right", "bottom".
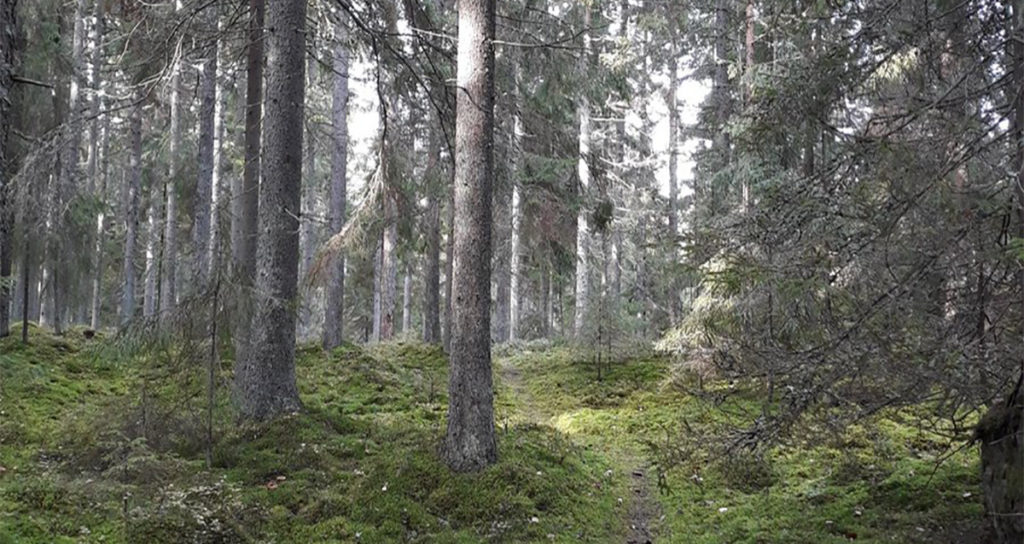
[
  {"left": 667, "top": 16, "right": 679, "bottom": 235},
  {"left": 121, "top": 100, "right": 142, "bottom": 325},
  {"left": 194, "top": 9, "right": 218, "bottom": 291},
  {"left": 160, "top": 36, "right": 182, "bottom": 317},
  {"left": 443, "top": 0, "right": 498, "bottom": 473},
  {"left": 0, "top": 0, "right": 16, "bottom": 337},
  {"left": 323, "top": 17, "right": 349, "bottom": 350},
  {"left": 372, "top": 239, "right": 382, "bottom": 342},
  {"left": 442, "top": 162, "right": 455, "bottom": 351},
  {"left": 298, "top": 52, "right": 317, "bottom": 340},
  {"left": 402, "top": 260, "right": 412, "bottom": 335},
  {"left": 573, "top": 2, "right": 593, "bottom": 339},
  {"left": 142, "top": 176, "right": 162, "bottom": 317},
  {"left": 90, "top": 113, "right": 110, "bottom": 329},
  {"left": 422, "top": 123, "right": 443, "bottom": 344},
  {"left": 234, "top": 0, "right": 305, "bottom": 420},
  {"left": 231, "top": 0, "right": 263, "bottom": 360}
]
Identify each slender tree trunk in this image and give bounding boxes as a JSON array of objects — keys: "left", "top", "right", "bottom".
[
  {"left": 160, "top": 35, "right": 182, "bottom": 317},
  {"left": 492, "top": 173, "right": 511, "bottom": 343},
  {"left": 121, "top": 100, "right": 143, "bottom": 325},
  {"left": 194, "top": 11, "right": 218, "bottom": 291},
  {"left": 235, "top": 0, "right": 305, "bottom": 420},
  {"left": 667, "top": 28, "right": 679, "bottom": 234},
  {"left": 442, "top": 166, "right": 455, "bottom": 351},
  {"left": 298, "top": 53, "right": 317, "bottom": 340},
  {"left": 509, "top": 180, "right": 522, "bottom": 341},
  {"left": 232, "top": 0, "right": 263, "bottom": 359},
  {"left": 443, "top": 0, "right": 498, "bottom": 473},
  {"left": 422, "top": 124, "right": 442, "bottom": 344},
  {"left": 323, "top": 18, "right": 349, "bottom": 350},
  {"left": 90, "top": 114, "right": 110, "bottom": 329},
  {"left": 380, "top": 197, "right": 398, "bottom": 341},
  {"left": 0, "top": 0, "right": 16, "bottom": 337},
  {"left": 714, "top": 0, "right": 732, "bottom": 175},
  {"left": 372, "top": 238, "right": 382, "bottom": 342},
  {"left": 573, "top": 3, "right": 593, "bottom": 339},
  {"left": 87, "top": 3, "right": 106, "bottom": 329},
  {"left": 21, "top": 238, "right": 29, "bottom": 342},
  {"left": 211, "top": 25, "right": 226, "bottom": 276},
  {"left": 143, "top": 179, "right": 162, "bottom": 317},
  {"left": 402, "top": 261, "right": 412, "bottom": 335}
]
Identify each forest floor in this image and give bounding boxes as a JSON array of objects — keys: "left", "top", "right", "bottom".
[{"left": 0, "top": 326, "right": 987, "bottom": 543}]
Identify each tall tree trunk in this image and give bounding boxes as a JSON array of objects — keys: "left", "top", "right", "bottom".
[
  {"left": 0, "top": 0, "right": 16, "bottom": 337},
  {"left": 232, "top": 0, "right": 263, "bottom": 358},
  {"left": 298, "top": 52, "right": 317, "bottom": 340},
  {"left": 323, "top": 17, "right": 349, "bottom": 350},
  {"left": 194, "top": 11, "right": 218, "bottom": 291},
  {"left": 442, "top": 164, "right": 455, "bottom": 351},
  {"left": 90, "top": 114, "right": 110, "bottom": 329},
  {"left": 666, "top": 26, "right": 679, "bottom": 235},
  {"left": 211, "top": 26, "right": 226, "bottom": 276},
  {"left": 121, "top": 100, "right": 142, "bottom": 325},
  {"left": 160, "top": 36, "right": 182, "bottom": 317},
  {"left": 573, "top": 2, "right": 593, "bottom": 339},
  {"left": 443, "top": 0, "right": 498, "bottom": 473},
  {"left": 492, "top": 167, "right": 511, "bottom": 343},
  {"left": 422, "top": 123, "right": 442, "bottom": 344},
  {"left": 234, "top": 0, "right": 305, "bottom": 420}
]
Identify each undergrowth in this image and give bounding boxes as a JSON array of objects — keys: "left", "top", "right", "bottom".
[{"left": 0, "top": 327, "right": 986, "bottom": 543}]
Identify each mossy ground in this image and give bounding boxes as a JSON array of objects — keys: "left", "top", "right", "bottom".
[{"left": 0, "top": 328, "right": 984, "bottom": 542}]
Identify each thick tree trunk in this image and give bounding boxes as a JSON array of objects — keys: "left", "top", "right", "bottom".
[
  {"left": 121, "top": 101, "right": 143, "bottom": 325},
  {"left": 443, "top": 0, "right": 498, "bottom": 473},
  {"left": 160, "top": 38, "right": 182, "bottom": 317},
  {"left": 234, "top": 0, "right": 305, "bottom": 420},
  {"left": 231, "top": 0, "right": 263, "bottom": 359},
  {"left": 323, "top": 18, "right": 349, "bottom": 350},
  {"left": 194, "top": 12, "right": 218, "bottom": 291}
]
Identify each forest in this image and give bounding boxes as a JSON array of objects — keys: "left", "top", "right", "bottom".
[{"left": 0, "top": 0, "right": 1022, "bottom": 542}]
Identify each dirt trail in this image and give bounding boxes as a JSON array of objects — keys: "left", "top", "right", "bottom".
[
  {"left": 625, "top": 465, "right": 658, "bottom": 544},
  {"left": 495, "top": 355, "right": 660, "bottom": 543}
]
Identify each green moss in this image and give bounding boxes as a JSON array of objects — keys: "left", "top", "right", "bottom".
[{"left": 0, "top": 334, "right": 987, "bottom": 543}]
